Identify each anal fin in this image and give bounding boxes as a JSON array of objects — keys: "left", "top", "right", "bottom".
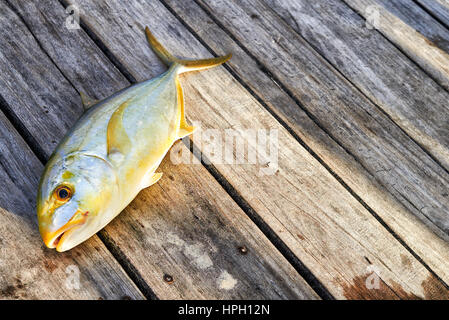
[
  {"left": 176, "top": 77, "right": 196, "bottom": 139},
  {"left": 141, "top": 172, "right": 163, "bottom": 189},
  {"left": 178, "top": 125, "right": 196, "bottom": 139}
]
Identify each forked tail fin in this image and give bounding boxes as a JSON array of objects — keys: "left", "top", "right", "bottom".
[{"left": 145, "top": 26, "right": 231, "bottom": 74}]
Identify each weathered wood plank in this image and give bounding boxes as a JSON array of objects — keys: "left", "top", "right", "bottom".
[
  {"left": 164, "top": 0, "right": 449, "bottom": 285},
  {"left": 417, "top": 0, "right": 449, "bottom": 28},
  {"left": 0, "top": 4, "right": 81, "bottom": 157},
  {"left": 63, "top": 0, "right": 449, "bottom": 299},
  {"left": 0, "top": 109, "right": 143, "bottom": 299},
  {"left": 343, "top": 0, "right": 449, "bottom": 91},
  {"left": 3, "top": 0, "right": 318, "bottom": 299}
]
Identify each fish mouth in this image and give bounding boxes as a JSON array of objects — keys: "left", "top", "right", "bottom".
[{"left": 42, "top": 209, "right": 89, "bottom": 251}]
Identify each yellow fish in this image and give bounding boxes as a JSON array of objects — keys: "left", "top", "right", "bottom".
[{"left": 37, "top": 27, "right": 231, "bottom": 252}]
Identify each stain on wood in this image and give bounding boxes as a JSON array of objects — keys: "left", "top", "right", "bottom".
[{"left": 342, "top": 273, "right": 449, "bottom": 300}]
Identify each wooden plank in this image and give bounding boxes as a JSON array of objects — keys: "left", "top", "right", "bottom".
[
  {"left": 63, "top": 0, "right": 449, "bottom": 299},
  {"left": 3, "top": 0, "right": 318, "bottom": 299},
  {"left": 417, "top": 0, "right": 449, "bottom": 28},
  {"left": 0, "top": 3, "right": 80, "bottom": 157},
  {"left": 164, "top": 0, "right": 449, "bottom": 284},
  {"left": 0, "top": 109, "right": 143, "bottom": 299},
  {"left": 343, "top": 0, "right": 449, "bottom": 91}
]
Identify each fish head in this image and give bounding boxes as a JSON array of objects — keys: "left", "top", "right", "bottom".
[{"left": 37, "top": 152, "right": 119, "bottom": 252}]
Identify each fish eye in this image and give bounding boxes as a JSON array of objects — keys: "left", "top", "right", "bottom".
[{"left": 55, "top": 185, "right": 72, "bottom": 201}]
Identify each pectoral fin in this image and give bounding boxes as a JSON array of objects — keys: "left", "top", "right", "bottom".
[
  {"left": 141, "top": 172, "right": 163, "bottom": 189},
  {"left": 107, "top": 100, "right": 132, "bottom": 165},
  {"left": 80, "top": 92, "right": 98, "bottom": 110}
]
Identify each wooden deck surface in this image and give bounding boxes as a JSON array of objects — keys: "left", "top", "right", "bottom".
[{"left": 0, "top": 0, "right": 448, "bottom": 299}]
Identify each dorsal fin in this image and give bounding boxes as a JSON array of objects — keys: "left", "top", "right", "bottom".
[
  {"left": 80, "top": 92, "right": 98, "bottom": 110},
  {"left": 107, "top": 100, "right": 132, "bottom": 165}
]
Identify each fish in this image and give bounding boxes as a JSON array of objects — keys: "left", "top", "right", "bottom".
[{"left": 36, "top": 26, "right": 231, "bottom": 252}]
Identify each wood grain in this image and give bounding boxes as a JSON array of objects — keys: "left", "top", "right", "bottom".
[
  {"left": 417, "top": 0, "right": 449, "bottom": 28},
  {"left": 193, "top": 0, "right": 449, "bottom": 243},
  {"left": 343, "top": 0, "right": 449, "bottom": 91},
  {"left": 0, "top": 109, "right": 143, "bottom": 299},
  {"left": 163, "top": 0, "right": 449, "bottom": 286},
  {"left": 2, "top": 0, "right": 318, "bottom": 299},
  {"left": 101, "top": 143, "right": 319, "bottom": 299},
  {"left": 63, "top": 0, "right": 449, "bottom": 298},
  {"left": 266, "top": 0, "right": 449, "bottom": 172}
]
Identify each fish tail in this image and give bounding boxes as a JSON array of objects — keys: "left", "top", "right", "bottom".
[{"left": 145, "top": 26, "right": 231, "bottom": 74}]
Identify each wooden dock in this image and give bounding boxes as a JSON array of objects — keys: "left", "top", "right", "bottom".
[{"left": 0, "top": 0, "right": 448, "bottom": 299}]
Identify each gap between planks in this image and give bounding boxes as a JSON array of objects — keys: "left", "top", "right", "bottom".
[
  {"left": 342, "top": 0, "right": 449, "bottom": 93},
  {"left": 186, "top": 140, "right": 334, "bottom": 299}
]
